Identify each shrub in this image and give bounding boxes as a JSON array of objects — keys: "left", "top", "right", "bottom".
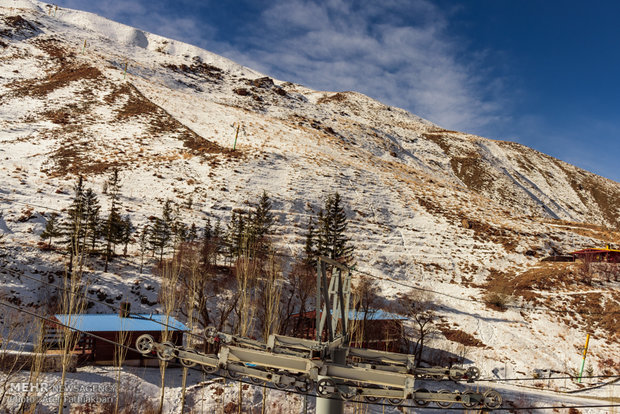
[{"left": 484, "top": 292, "right": 511, "bottom": 311}]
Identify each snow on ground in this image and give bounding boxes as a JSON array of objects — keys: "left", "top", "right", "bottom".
[
  {"left": 0, "top": 366, "right": 617, "bottom": 413},
  {"left": 0, "top": 1, "right": 619, "bottom": 412}
]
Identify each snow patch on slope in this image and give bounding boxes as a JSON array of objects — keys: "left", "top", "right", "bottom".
[
  {"left": 45, "top": 0, "right": 262, "bottom": 78},
  {"left": 0, "top": 0, "right": 40, "bottom": 10}
]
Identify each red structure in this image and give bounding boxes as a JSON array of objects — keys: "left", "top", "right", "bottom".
[
  {"left": 570, "top": 245, "right": 620, "bottom": 263},
  {"left": 289, "top": 309, "right": 406, "bottom": 353}
]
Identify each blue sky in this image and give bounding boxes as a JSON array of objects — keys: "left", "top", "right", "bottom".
[{"left": 54, "top": 0, "right": 620, "bottom": 182}]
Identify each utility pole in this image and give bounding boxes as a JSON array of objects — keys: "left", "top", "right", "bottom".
[
  {"left": 233, "top": 124, "right": 240, "bottom": 151},
  {"left": 315, "top": 258, "right": 350, "bottom": 414},
  {"left": 231, "top": 122, "right": 243, "bottom": 151},
  {"left": 578, "top": 333, "right": 590, "bottom": 383},
  {"left": 302, "top": 393, "right": 307, "bottom": 414},
  {"left": 316, "top": 349, "right": 346, "bottom": 414}
]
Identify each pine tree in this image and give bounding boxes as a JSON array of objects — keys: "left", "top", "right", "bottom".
[
  {"left": 41, "top": 212, "right": 62, "bottom": 248},
  {"left": 213, "top": 217, "right": 222, "bottom": 240},
  {"left": 82, "top": 188, "right": 101, "bottom": 253},
  {"left": 64, "top": 176, "right": 85, "bottom": 273},
  {"left": 203, "top": 218, "right": 212, "bottom": 241},
  {"left": 187, "top": 223, "right": 198, "bottom": 242},
  {"left": 139, "top": 224, "right": 150, "bottom": 274},
  {"left": 168, "top": 202, "right": 184, "bottom": 247},
  {"left": 162, "top": 199, "right": 173, "bottom": 223},
  {"left": 120, "top": 215, "right": 134, "bottom": 256},
  {"left": 315, "top": 209, "right": 327, "bottom": 260},
  {"left": 104, "top": 168, "right": 122, "bottom": 272},
  {"left": 149, "top": 217, "right": 170, "bottom": 263},
  {"left": 252, "top": 191, "right": 274, "bottom": 241},
  {"left": 200, "top": 218, "right": 213, "bottom": 265},
  {"left": 212, "top": 218, "right": 222, "bottom": 265},
  {"left": 317, "top": 192, "right": 354, "bottom": 264},
  {"left": 149, "top": 201, "right": 173, "bottom": 263},
  {"left": 200, "top": 218, "right": 217, "bottom": 267},
  {"left": 175, "top": 222, "right": 188, "bottom": 243},
  {"left": 227, "top": 211, "right": 246, "bottom": 259},
  {"left": 303, "top": 216, "right": 316, "bottom": 266}
]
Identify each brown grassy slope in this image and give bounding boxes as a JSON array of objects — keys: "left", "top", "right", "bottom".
[
  {"left": 484, "top": 262, "right": 620, "bottom": 341},
  {"left": 421, "top": 129, "right": 620, "bottom": 228}
]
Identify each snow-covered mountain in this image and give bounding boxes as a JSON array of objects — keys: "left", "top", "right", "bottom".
[{"left": 1, "top": 0, "right": 619, "bottom": 411}]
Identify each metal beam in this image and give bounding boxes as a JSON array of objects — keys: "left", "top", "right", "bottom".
[
  {"left": 321, "top": 263, "right": 334, "bottom": 342},
  {"left": 223, "top": 346, "right": 321, "bottom": 379}
]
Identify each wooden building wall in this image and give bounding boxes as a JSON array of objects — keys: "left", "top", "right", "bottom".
[
  {"left": 88, "top": 330, "right": 184, "bottom": 364},
  {"left": 290, "top": 311, "right": 405, "bottom": 353}
]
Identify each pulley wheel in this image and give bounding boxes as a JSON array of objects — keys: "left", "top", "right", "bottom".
[
  {"left": 317, "top": 378, "right": 335, "bottom": 396},
  {"left": 179, "top": 349, "right": 197, "bottom": 367},
  {"left": 204, "top": 326, "right": 217, "bottom": 340},
  {"left": 338, "top": 385, "right": 358, "bottom": 401},
  {"left": 156, "top": 342, "right": 176, "bottom": 361},
  {"left": 201, "top": 364, "right": 217, "bottom": 374},
  {"left": 412, "top": 388, "right": 430, "bottom": 407},
  {"left": 483, "top": 390, "right": 502, "bottom": 409},
  {"left": 363, "top": 395, "right": 382, "bottom": 403},
  {"left": 435, "top": 389, "right": 454, "bottom": 408},
  {"left": 227, "top": 368, "right": 242, "bottom": 379},
  {"left": 461, "top": 390, "right": 479, "bottom": 408},
  {"left": 387, "top": 398, "right": 403, "bottom": 406},
  {"left": 180, "top": 358, "right": 197, "bottom": 368},
  {"left": 449, "top": 370, "right": 464, "bottom": 381},
  {"left": 135, "top": 334, "right": 154, "bottom": 354},
  {"left": 465, "top": 366, "right": 481, "bottom": 381}
]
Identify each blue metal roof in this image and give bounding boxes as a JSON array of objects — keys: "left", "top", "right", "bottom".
[
  {"left": 305, "top": 309, "right": 407, "bottom": 321},
  {"left": 54, "top": 314, "right": 188, "bottom": 332},
  {"left": 348, "top": 309, "right": 407, "bottom": 321}
]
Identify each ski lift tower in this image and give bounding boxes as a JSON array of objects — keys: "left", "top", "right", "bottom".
[{"left": 315, "top": 256, "right": 352, "bottom": 414}]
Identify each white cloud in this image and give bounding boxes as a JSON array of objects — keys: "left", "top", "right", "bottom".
[
  {"left": 227, "top": 0, "right": 506, "bottom": 132},
  {"left": 55, "top": 0, "right": 506, "bottom": 133},
  {"left": 55, "top": 0, "right": 215, "bottom": 49}
]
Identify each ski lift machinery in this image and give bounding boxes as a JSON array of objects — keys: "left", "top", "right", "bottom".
[{"left": 135, "top": 256, "right": 502, "bottom": 412}]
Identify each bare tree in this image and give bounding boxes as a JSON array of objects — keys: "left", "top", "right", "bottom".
[
  {"left": 175, "top": 242, "right": 237, "bottom": 340},
  {"left": 20, "top": 318, "right": 52, "bottom": 414},
  {"left": 0, "top": 310, "right": 31, "bottom": 409},
  {"left": 231, "top": 240, "right": 262, "bottom": 414},
  {"left": 280, "top": 259, "right": 315, "bottom": 336},
  {"left": 156, "top": 257, "right": 181, "bottom": 414},
  {"left": 397, "top": 290, "right": 439, "bottom": 367},
  {"left": 257, "top": 251, "right": 283, "bottom": 414},
  {"left": 171, "top": 243, "right": 201, "bottom": 413},
  {"left": 351, "top": 276, "right": 380, "bottom": 348},
  {"left": 233, "top": 253, "right": 259, "bottom": 337},
  {"left": 113, "top": 311, "right": 130, "bottom": 414},
  {"left": 259, "top": 251, "right": 283, "bottom": 341},
  {"left": 57, "top": 220, "right": 89, "bottom": 412}
]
